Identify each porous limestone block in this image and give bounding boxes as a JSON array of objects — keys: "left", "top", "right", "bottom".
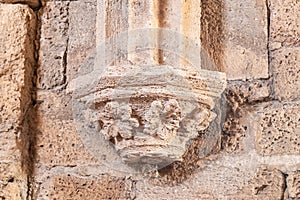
[
  {"left": 223, "top": 0, "right": 268, "bottom": 80},
  {"left": 228, "top": 166, "right": 286, "bottom": 199},
  {"left": 0, "top": 0, "right": 40, "bottom": 9},
  {"left": 37, "top": 174, "right": 133, "bottom": 199},
  {"left": 36, "top": 90, "right": 73, "bottom": 120},
  {"left": 255, "top": 102, "right": 300, "bottom": 156},
  {"left": 37, "top": 1, "right": 70, "bottom": 89},
  {"left": 269, "top": 0, "right": 300, "bottom": 48},
  {"left": 0, "top": 3, "right": 36, "bottom": 199},
  {"left": 0, "top": 3, "right": 36, "bottom": 130},
  {"left": 36, "top": 119, "right": 97, "bottom": 167},
  {"left": 250, "top": 166, "right": 285, "bottom": 199},
  {"left": 201, "top": 0, "right": 224, "bottom": 71},
  {"left": 287, "top": 171, "right": 300, "bottom": 199},
  {"left": 271, "top": 48, "right": 300, "bottom": 101}
]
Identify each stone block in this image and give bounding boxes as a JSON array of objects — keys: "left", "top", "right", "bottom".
[
  {"left": 272, "top": 48, "right": 300, "bottom": 101},
  {"left": 269, "top": 0, "right": 300, "bottom": 47},
  {"left": 287, "top": 171, "right": 300, "bottom": 199},
  {"left": 223, "top": 0, "right": 268, "bottom": 80},
  {"left": 36, "top": 119, "right": 97, "bottom": 167},
  {"left": 250, "top": 166, "right": 285, "bottom": 199},
  {"left": 37, "top": 174, "right": 133, "bottom": 199},
  {"left": 37, "top": 1, "right": 69, "bottom": 89},
  {"left": 36, "top": 90, "right": 73, "bottom": 120},
  {"left": 0, "top": 3, "right": 36, "bottom": 129},
  {"left": 255, "top": 102, "right": 300, "bottom": 156},
  {"left": 0, "top": 0, "right": 40, "bottom": 8},
  {"left": 0, "top": 3, "right": 36, "bottom": 199}
]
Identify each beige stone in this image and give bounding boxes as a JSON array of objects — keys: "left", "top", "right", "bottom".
[
  {"left": 0, "top": 0, "right": 40, "bottom": 8},
  {"left": 0, "top": 3, "right": 36, "bottom": 199},
  {"left": 67, "top": 0, "right": 97, "bottom": 81},
  {"left": 223, "top": 0, "right": 269, "bottom": 80},
  {"left": 269, "top": 0, "right": 300, "bottom": 47},
  {"left": 287, "top": 171, "right": 300, "bottom": 199},
  {"left": 272, "top": 48, "right": 300, "bottom": 101},
  {"left": 36, "top": 90, "right": 73, "bottom": 120},
  {"left": 201, "top": 0, "right": 224, "bottom": 71},
  {"left": 255, "top": 102, "right": 300, "bottom": 156},
  {"left": 227, "top": 80, "right": 271, "bottom": 105},
  {"left": 37, "top": 1, "right": 69, "bottom": 89},
  {"left": 69, "top": 65, "right": 226, "bottom": 169},
  {"left": 36, "top": 119, "right": 97, "bottom": 167},
  {"left": 37, "top": 174, "right": 133, "bottom": 199},
  {"left": 0, "top": 3, "right": 36, "bottom": 130},
  {"left": 222, "top": 80, "right": 271, "bottom": 153},
  {"left": 250, "top": 166, "right": 285, "bottom": 199}
]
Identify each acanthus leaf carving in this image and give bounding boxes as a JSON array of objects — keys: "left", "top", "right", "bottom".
[
  {"left": 144, "top": 99, "right": 182, "bottom": 141},
  {"left": 98, "top": 102, "right": 139, "bottom": 143}
]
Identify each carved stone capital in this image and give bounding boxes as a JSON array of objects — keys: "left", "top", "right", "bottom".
[{"left": 69, "top": 65, "right": 226, "bottom": 168}]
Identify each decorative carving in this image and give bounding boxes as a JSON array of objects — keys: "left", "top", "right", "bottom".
[
  {"left": 98, "top": 102, "right": 139, "bottom": 144},
  {"left": 70, "top": 65, "right": 227, "bottom": 168},
  {"left": 144, "top": 99, "right": 182, "bottom": 141}
]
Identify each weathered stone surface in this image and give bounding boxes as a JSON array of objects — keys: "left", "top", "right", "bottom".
[
  {"left": 272, "top": 48, "right": 300, "bottom": 101},
  {"left": 37, "top": 1, "right": 69, "bottom": 89},
  {"left": 0, "top": 3, "right": 36, "bottom": 130},
  {"left": 201, "top": 0, "right": 224, "bottom": 71},
  {"left": 227, "top": 80, "right": 272, "bottom": 105},
  {"left": 0, "top": 162, "right": 27, "bottom": 200},
  {"left": 36, "top": 119, "right": 96, "bottom": 167},
  {"left": 0, "top": 3, "right": 36, "bottom": 199},
  {"left": 223, "top": 0, "right": 268, "bottom": 80},
  {"left": 255, "top": 102, "right": 300, "bottom": 156},
  {"left": 0, "top": 0, "right": 40, "bottom": 9},
  {"left": 228, "top": 166, "right": 286, "bottom": 200},
  {"left": 250, "top": 166, "right": 285, "bottom": 199},
  {"left": 69, "top": 65, "right": 226, "bottom": 169},
  {"left": 36, "top": 90, "right": 73, "bottom": 120},
  {"left": 269, "top": 0, "right": 300, "bottom": 48},
  {"left": 222, "top": 79, "right": 271, "bottom": 153},
  {"left": 287, "top": 171, "right": 300, "bottom": 199},
  {"left": 67, "top": 0, "right": 96, "bottom": 81},
  {"left": 37, "top": 174, "right": 133, "bottom": 199}
]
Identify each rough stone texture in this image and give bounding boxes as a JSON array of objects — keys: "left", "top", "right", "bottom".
[
  {"left": 271, "top": 48, "right": 300, "bottom": 101},
  {"left": 226, "top": 166, "right": 286, "bottom": 200},
  {"left": 1, "top": 0, "right": 299, "bottom": 199},
  {"left": 201, "top": 0, "right": 224, "bottom": 71},
  {"left": 0, "top": 0, "right": 40, "bottom": 9},
  {"left": 36, "top": 174, "right": 133, "bottom": 199},
  {"left": 222, "top": 79, "right": 272, "bottom": 153},
  {"left": 37, "top": 1, "right": 69, "bottom": 89},
  {"left": 287, "top": 171, "right": 300, "bottom": 199},
  {"left": 67, "top": 0, "right": 96, "bottom": 82},
  {"left": 223, "top": 0, "right": 269, "bottom": 80},
  {"left": 36, "top": 90, "right": 73, "bottom": 120},
  {"left": 35, "top": 118, "right": 96, "bottom": 167},
  {"left": 69, "top": 65, "right": 226, "bottom": 168},
  {"left": 0, "top": 3, "right": 36, "bottom": 199},
  {"left": 269, "top": 0, "right": 300, "bottom": 48},
  {"left": 250, "top": 166, "right": 285, "bottom": 199},
  {"left": 255, "top": 102, "right": 300, "bottom": 156}
]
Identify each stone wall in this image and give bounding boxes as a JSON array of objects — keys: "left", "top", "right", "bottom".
[{"left": 0, "top": 0, "right": 299, "bottom": 199}]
